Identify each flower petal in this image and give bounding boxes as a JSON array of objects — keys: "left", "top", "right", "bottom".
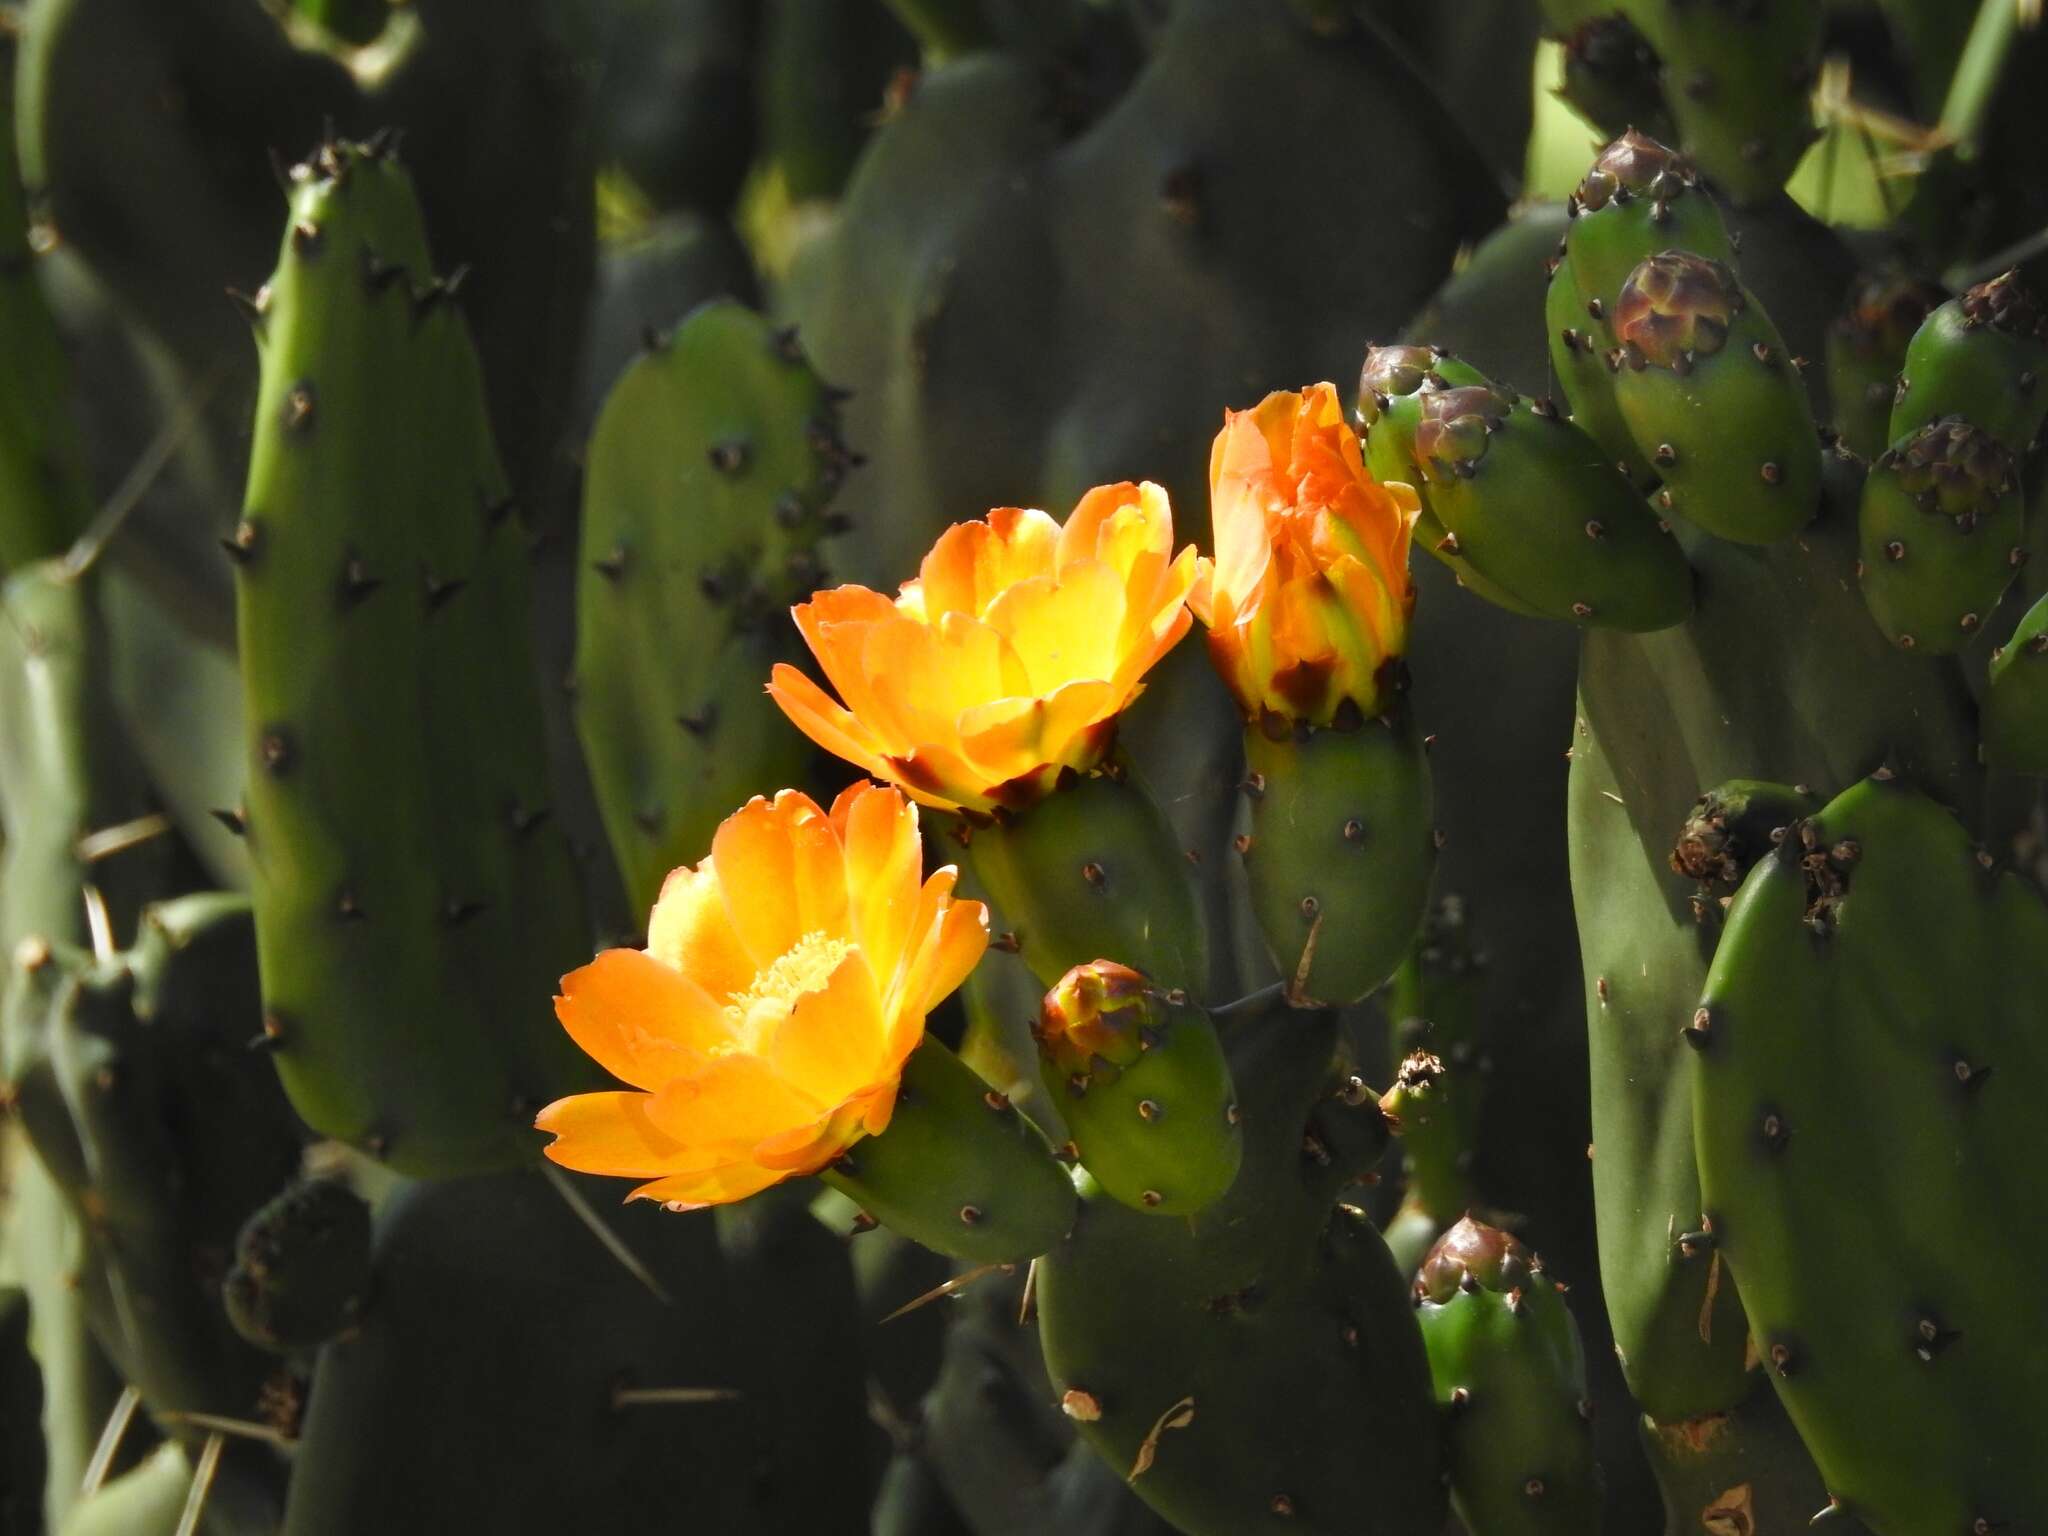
[
  {"left": 768, "top": 665, "right": 895, "bottom": 783},
  {"left": 535, "top": 1090, "right": 688, "bottom": 1176},
  {"left": 916, "top": 508, "right": 1061, "bottom": 619},
  {"left": 648, "top": 1052, "right": 825, "bottom": 1146},
  {"left": 883, "top": 870, "right": 988, "bottom": 1059},
  {"left": 711, "top": 794, "right": 811, "bottom": 966},
  {"left": 982, "top": 561, "right": 1127, "bottom": 695},
  {"left": 832, "top": 780, "right": 923, "bottom": 981},
  {"left": 769, "top": 951, "right": 889, "bottom": 1104},
  {"left": 554, "top": 947, "right": 733, "bottom": 1088},
  {"left": 956, "top": 678, "right": 1119, "bottom": 783},
  {"left": 626, "top": 1160, "right": 789, "bottom": 1209},
  {"left": 646, "top": 863, "right": 756, "bottom": 1005}
]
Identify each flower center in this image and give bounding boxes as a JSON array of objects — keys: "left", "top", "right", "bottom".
[{"left": 725, "top": 930, "right": 853, "bottom": 1049}]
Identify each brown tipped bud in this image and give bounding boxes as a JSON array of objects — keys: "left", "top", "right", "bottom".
[
  {"left": 1357, "top": 344, "right": 1443, "bottom": 422},
  {"left": 1414, "top": 385, "right": 1509, "bottom": 473},
  {"left": 1416, "top": 1215, "right": 1535, "bottom": 1304},
  {"left": 1957, "top": 268, "right": 2048, "bottom": 342},
  {"left": 1615, "top": 252, "right": 1740, "bottom": 368},
  {"left": 1882, "top": 417, "right": 2015, "bottom": 525},
  {"left": 1575, "top": 129, "right": 1695, "bottom": 213},
  {"left": 1377, "top": 1049, "right": 1447, "bottom": 1131},
  {"left": 1038, "top": 960, "right": 1157, "bottom": 1078}
]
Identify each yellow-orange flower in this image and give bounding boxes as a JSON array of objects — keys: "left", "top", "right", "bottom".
[
  {"left": 768, "top": 482, "right": 1202, "bottom": 815},
  {"left": 1191, "top": 383, "right": 1419, "bottom": 724},
  {"left": 535, "top": 783, "right": 987, "bottom": 1207}
]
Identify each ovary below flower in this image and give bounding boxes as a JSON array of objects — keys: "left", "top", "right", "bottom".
[
  {"left": 535, "top": 782, "right": 988, "bottom": 1207},
  {"left": 768, "top": 481, "right": 1202, "bottom": 816},
  {"left": 1191, "top": 382, "right": 1420, "bottom": 726}
]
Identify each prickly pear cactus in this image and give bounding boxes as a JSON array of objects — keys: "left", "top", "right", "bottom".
[
  {"left": 1983, "top": 591, "right": 2048, "bottom": 774},
  {"left": 10, "top": 6, "right": 2048, "bottom": 1533},
  {"left": 1614, "top": 0, "right": 1822, "bottom": 206}
]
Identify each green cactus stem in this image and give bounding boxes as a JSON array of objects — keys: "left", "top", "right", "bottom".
[
  {"left": 1036, "top": 1008, "right": 1445, "bottom": 1536},
  {"left": 1616, "top": 0, "right": 1823, "bottom": 207}
]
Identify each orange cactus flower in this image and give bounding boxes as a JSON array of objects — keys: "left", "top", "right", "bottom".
[
  {"left": 1191, "top": 383, "right": 1420, "bottom": 725},
  {"left": 768, "top": 482, "right": 1202, "bottom": 815},
  {"left": 535, "top": 782, "right": 988, "bottom": 1207}
]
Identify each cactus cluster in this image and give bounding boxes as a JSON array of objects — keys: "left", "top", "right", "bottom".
[{"left": 5, "top": 4, "right": 2048, "bottom": 1534}]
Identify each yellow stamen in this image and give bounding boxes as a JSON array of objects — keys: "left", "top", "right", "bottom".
[{"left": 724, "top": 931, "right": 853, "bottom": 1048}]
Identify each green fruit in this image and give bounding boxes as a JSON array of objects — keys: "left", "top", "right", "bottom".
[
  {"left": 1415, "top": 1218, "right": 1600, "bottom": 1536},
  {"left": 1565, "top": 131, "right": 1733, "bottom": 344},
  {"left": 1553, "top": 15, "right": 1671, "bottom": 141},
  {"left": 1546, "top": 249, "right": 1656, "bottom": 491},
  {"left": 1034, "top": 963, "right": 1241, "bottom": 1217},
  {"left": 1372, "top": 370, "right": 1693, "bottom": 630},
  {"left": 1983, "top": 589, "right": 2048, "bottom": 774},
  {"left": 1610, "top": 251, "right": 1820, "bottom": 544},
  {"left": 1826, "top": 274, "right": 1944, "bottom": 461},
  {"left": 1240, "top": 711, "right": 1434, "bottom": 1007},
  {"left": 1889, "top": 270, "right": 2048, "bottom": 456},
  {"left": 1856, "top": 416, "right": 2024, "bottom": 655},
  {"left": 964, "top": 770, "right": 1207, "bottom": 998},
  {"left": 223, "top": 1179, "right": 374, "bottom": 1354}
]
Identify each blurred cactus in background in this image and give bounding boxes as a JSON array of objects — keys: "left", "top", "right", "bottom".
[{"left": 4, "top": 2, "right": 2048, "bottom": 1533}]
